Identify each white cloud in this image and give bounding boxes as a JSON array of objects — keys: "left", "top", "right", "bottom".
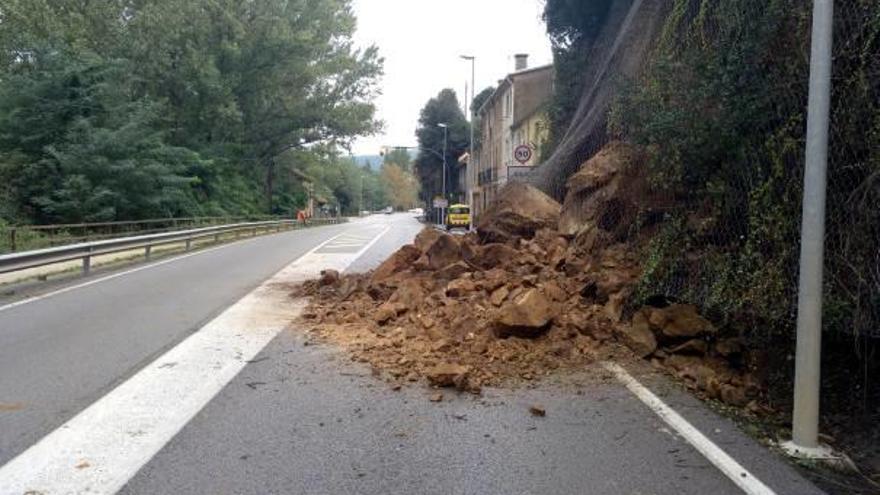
[{"left": 350, "top": 0, "right": 552, "bottom": 155}]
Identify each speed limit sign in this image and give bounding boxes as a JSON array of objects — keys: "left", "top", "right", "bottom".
[{"left": 514, "top": 145, "right": 532, "bottom": 164}]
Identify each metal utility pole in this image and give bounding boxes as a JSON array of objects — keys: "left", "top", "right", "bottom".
[
  {"left": 788, "top": 0, "right": 834, "bottom": 455},
  {"left": 438, "top": 123, "right": 448, "bottom": 226},
  {"left": 461, "top": 55, "right": 476, "bottom": 228}
]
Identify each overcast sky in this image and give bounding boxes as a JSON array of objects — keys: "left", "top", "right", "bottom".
[{"left": 350, "top": 0, "right": 553, "bottom": 155}]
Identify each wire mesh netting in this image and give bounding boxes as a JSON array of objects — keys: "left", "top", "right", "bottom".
[{"left": 527, "top": 0, "right": 879, "bottom": 340}]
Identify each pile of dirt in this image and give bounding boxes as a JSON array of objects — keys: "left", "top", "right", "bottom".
[
  {"left": 293, "top": 162, "right": 763, "bottom": 407},
  {"left": 293, "top": 184, "right": 635, "bottom": 394}
]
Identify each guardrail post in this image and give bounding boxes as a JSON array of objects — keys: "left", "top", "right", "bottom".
[
  {"left": 252, "top": 227, "right": 257, "bottom": 237},
  {"left": 214, "top": 233, "right": 220, "bottom": 243},
  {"left": 145, "top": 244, "right": 152, "bottom": 261},
  {"left": 82, "top": 248, "right": 92, "bottom": 276},
  {"left": 9, "top": 229, "right": 16, "bottom": 252},
  {"left": 185, "top": 238, "right": 192, "bottom": 251}
]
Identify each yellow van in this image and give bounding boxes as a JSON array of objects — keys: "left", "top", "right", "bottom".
[{"left": 446, "top": 204, "right": 470, "bottom": 230}]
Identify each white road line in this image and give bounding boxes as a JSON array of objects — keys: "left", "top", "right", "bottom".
[
  {"left": 0, "top": 226, "right": 389, "bottom": 495},
  {"left": 0, "top": 224, "right": 345, "bottom": 314},
  {"left": 602, "top": 362, "right": 776, "bottom": 495}
]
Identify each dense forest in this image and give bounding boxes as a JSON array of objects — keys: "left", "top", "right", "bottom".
[{"left": 0, "top": 0, "right": 390, "bottom": 225}]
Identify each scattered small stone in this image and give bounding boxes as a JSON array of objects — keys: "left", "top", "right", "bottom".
[
  {"left": 430, "top": 392, "right": 443, "bottom": 402},
  {"left": 529, "top": 405, "right": 546, "bottom": 417}
]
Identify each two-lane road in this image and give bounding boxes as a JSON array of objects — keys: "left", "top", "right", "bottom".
[
  {"left": 0, "top": 214, "right": 823, "bottom": 494},
  {"left": 0, "top": 215, "right": 419, "bottom": 467}
]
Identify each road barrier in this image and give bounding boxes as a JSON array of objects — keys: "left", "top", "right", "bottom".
[{"left": 0, "top": 218, "right": 345, "bottom": 277}]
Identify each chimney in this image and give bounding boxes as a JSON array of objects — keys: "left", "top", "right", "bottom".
[{"left": 514, "top": 53, "right": 529, "bottom": 71}]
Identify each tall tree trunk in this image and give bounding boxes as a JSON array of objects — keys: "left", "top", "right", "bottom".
[{"left": 265, "top": 158, "right": 275, "bottom": 214}]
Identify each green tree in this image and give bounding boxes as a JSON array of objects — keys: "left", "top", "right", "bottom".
[
  {"left": 0, "top": 51, "right": 203, "bottom": 223},
  {"left": 414, "top": 89, "right": 469, "bottom": 205},
  {"left": 0, "top": 0, "right": 382, "bottom": 223},
  {"left": 382, "top": 148, "right": 413, "bottom": 173}
]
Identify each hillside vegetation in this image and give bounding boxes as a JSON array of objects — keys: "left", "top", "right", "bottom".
[{"left": 539, "top": 0, "right": 879, "bottom": 433}]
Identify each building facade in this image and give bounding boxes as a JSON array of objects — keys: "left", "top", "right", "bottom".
[{"left": 469, "top": 55, "right": 553, "bottom": 221}]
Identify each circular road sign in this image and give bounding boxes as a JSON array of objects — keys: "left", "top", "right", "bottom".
[{"left": 514, "top": 145, "right": 532, "bottom": 164}]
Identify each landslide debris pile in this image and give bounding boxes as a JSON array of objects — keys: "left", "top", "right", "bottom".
[
  {"left": 294, "top": 150, "right": 764, "bottom": 408},
  {"left": 295, "top": 183, "right": 632, "bottom": 393}
]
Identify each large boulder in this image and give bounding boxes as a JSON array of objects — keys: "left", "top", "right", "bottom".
[
  {"left": 371, "top": 245, "right": 421, "bottom": 283},
  {"left": 414, "top": 228, "right": 443, "bottom": 252},
  {"left": 494, "top": 288, "right": 557, "bottom": 338},
  {"left": 422, "top": 234, "right": 462, "bottom": 271},
  {"left": 388, "top": 278, "right": 427, "bottom": 311},
  {"left": 649, "top": 304, "right": 716, "bottom": 339},
  {"left": 477, "top": 183, "right": 561, "bottom": 242},
  {"left": 476, "top": 243, "right": 520, "bottom": 270},
  {"left": 558, "top": 142, "right": 654, "bottom": 240},
  {"left": 619, "top": 311, "right": 658, "bottom": 357}
]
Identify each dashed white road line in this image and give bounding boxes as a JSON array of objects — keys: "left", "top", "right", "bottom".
[
  {"left": 0, "top": 226, "right": 389, "bottom": 495},
  {"left": 602, "top": 362, "right": 776, "bottom": 495}
]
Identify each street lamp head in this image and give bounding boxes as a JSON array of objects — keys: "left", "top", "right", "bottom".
[
  {"left": 437, "top": 123, "right": 448, "bottom": 128},
  {"left": 460, "top": 55, "right": 475, "bottom": 60}
]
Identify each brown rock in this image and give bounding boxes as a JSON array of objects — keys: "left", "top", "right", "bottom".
[
  {"left": 652, "top": 304, "right": 716, "bottom": 338},
  {"left": 604, "top": 291, "right": 627, "bottom": 322},
  {"left": 425, "top": 363, "right": 470, "bottom": 387},
  {"left": 319, "top": 269, "right": 340, "bottom": 286},
  {"left": 664, "top": 354, "right": 706, "bottom": 373},
  {"left": 374, "top": 302, "right": 406, "bottom": 325},
  {"left": 541, "top": 281, "right": 567, "bottom": 302},
  {"left": 595, "top": 271, "right": 636, "bottom": 300},
  {"left": 481, "top": 268, "right": 509, "bottom": 291},
  {"left": 424, "top": 234, "right": 462, "bottom": 271},
  {"left": 618, "top": 316, "right": 658, "bottom": 358},
  {"left": 558, "top": 142, "right": 651, "bottom": 238},
  {"left": 489, "top": 286, "right": 510, "bottom": 306},
  {"left": 446, "top": 278, "right": 477, "bottom": 297},
  {"left": 414, "top": 228, "right": 443, "bottom": 252},
  {"left": 436, "top": 261, "right": 471, "bottom": 280},
  {"left": 668, "top": 339, "right": 709, "bottom": 356},
  {"left": 565, "top": 310, "right": 593, "bottom": 336},
  {"left": 477, "top": 182, "right": 561, "bottom": 242},
  {"left": 430, "top": 339, "right": 453, "bottom": 352},
  {"left": 646, "top": 307, "right": 667, "bottom": 328},
  {"left": 478, "top": 243, "right": 520, "bottom": 270},
  {"left": 371, "top": 245, "right": 421, "bottom": 283},
  {"left": 494, "top": 289, "right": 557, "bottom": 338},
  {"left": 429, "top": 392, "right": 443, "bottom": 402},
  {"left": 529, "top": 405, "right": 546, "bottom": 417},
  {"left": 720, "top": 384, "right": 749, "bottom": 407},
  {"left": 388, "top": 279, "right": 426, "bottom": 310}
]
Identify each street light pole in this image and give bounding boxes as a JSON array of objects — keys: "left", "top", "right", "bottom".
[
  {"left": 783, "top": 0, "right": 835, "bottom": 459},
  {"left": 438, "top": 123, "right": 448, "bottom": 226},
  {"left": 461, "top": 55, "right": 476, "bottom": 228}
]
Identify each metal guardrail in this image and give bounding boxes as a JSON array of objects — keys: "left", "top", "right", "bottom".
[
  {"left": 2, "top": 215, "right": 289, "bottom": 253},
  {"left": 0, "top": 218, "right": 344, "bottom": 277}
]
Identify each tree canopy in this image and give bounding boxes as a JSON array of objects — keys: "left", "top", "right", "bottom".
[
  {"left": 413, "top": 89, "right": 469, "bottom": 205},
  {"left": 0, "top": 0, "right": 382, "bottom": 224}
]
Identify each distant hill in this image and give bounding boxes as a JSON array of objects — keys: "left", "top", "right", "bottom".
[
  {"left": 352, "top": 149, "right": 418, "bottom": 171},
  {"left": 352, "top": 155, "right": 383, "bottom": 170}
]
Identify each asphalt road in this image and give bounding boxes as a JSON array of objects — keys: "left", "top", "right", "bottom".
[{"left": 0, "top": 214, "right": 823, "bottom": 494}]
